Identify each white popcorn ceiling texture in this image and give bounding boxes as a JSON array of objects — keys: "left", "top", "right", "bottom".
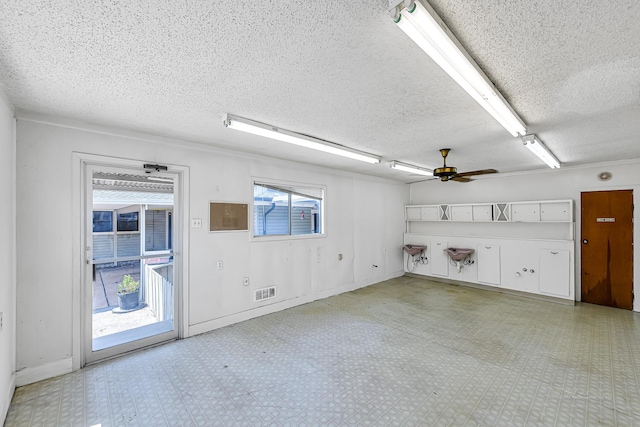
[{"left": 0, "top": 1, "right": 639, "bottom": 181}]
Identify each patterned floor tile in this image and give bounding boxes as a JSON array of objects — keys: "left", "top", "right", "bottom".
[{"left": 5, "top": 276, "right": 640, "bottom": 426}]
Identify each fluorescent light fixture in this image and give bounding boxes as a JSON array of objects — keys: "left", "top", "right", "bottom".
[
  {"left": 223, "top": 114, "right": 381, "bottom": 164},
  {"left": 392, "top": 0, "right": 527, "bottom": 137},
  {"left": 522, "top": 134, "right": 560, "bottom": 169},
  {"left": 390, "top": 161, "right": 433, "bottom": 176}
]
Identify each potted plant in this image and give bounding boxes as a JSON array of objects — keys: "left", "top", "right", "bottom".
[{"left": 117, "top": 274, "right": 140, "bottom": 311}]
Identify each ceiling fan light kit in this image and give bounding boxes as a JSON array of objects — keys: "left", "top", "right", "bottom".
[
  {"left": 521, "top": 134, "right": 561, "bottom": 169},
  {"left": 390, "top": 161, "right": 434, "bottom": 176},
  {"left": 223, "top": 114, "right": 382, "bottom": 164},
  {"left": 390, "top": 0, "right": 527, "bottom": 137}
]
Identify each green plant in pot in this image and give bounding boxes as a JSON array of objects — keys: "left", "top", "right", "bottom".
[{"left": 117, "top": 274, "right": 140, "bottom": 311}]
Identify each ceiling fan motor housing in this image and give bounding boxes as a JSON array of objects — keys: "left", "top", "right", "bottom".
[{"left": 434, "top": 166, "right": 457, "bottom": 178}]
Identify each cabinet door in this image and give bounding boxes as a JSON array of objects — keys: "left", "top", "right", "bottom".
[
  {"left": 493, "top": 203, "right": 511, "bottom": 221},
  {"left": 501, "top": 244, "right": 539, "bottom": 293},
  {"left": 511, "top": 203, "right": 541, "bottom": 222},
  {"left": 431, "top": 239, "right": 449, "bottom": 276},
  {"left": 472, "top": 205, "right": 493, "bottom": 222},
  {"left": 539, "top": 249, "right": 570, "bottom": 297},
  {"left": 477, "top": 245, "right": 500, "bottom": 285},
  {"left": 406, "top": 206, "right": 422, "bottom": 221},
  {"left": 540, "top": 202, "right": 572, "bottom": 221},
  {"left": 451, "top": 205, "right": 473, "bottom": 221},
  {"left": 439, "top": 205, "right": 450, "bottom": 221},
  {"left": 421, "top": 206, "right": 439, "bottom": 221}
]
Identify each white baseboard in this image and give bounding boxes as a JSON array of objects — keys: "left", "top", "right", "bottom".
[
  {"left": 1, "top": 372, "right": 16, "bottom": 426},
  {"left": 15, "top": 358, "right": 73, "bottom": 387},
  {"left": 188, "top": 270, "right": 404, "bottom": 337}
]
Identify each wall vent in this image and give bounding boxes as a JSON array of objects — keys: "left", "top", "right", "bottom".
[{"left": 254, "top": 286, "right": 276, "bottom": 302}]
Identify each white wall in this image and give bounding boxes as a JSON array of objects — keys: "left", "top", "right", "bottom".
[
  {"left": 0, "top": 91, "right": 16, "bottom": 424},
  {"left": 15, "top": 116, "right": 408, "bottom": 383},
  {"left": 409, "top": 162, "right": 640, "bottom": 311}
]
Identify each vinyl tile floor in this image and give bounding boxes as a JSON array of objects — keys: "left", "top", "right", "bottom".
[{"left": 5, "top": 276, "right": 640, "bottom": 426}]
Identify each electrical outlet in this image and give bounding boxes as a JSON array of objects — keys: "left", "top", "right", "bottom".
[
  {"left": 0, "top": 312, "right": 3, "bottom": 331},
  {"left": 243, "top": 277, "right": 249, "bottom": 286},
  {"left": 191, "top": 218, "right": 202, "bottom": 228},
  {"left": 217, "top": 260, "right": 223, "bottom": 270}
]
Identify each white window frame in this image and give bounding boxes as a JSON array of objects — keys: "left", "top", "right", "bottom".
[{"left": 251, "top": 178, "right": 326, "bottom": 242}]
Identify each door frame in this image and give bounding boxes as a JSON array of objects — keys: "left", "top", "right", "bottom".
[
  {"left": 72, "top": 153, "right": 190, "bottom": 369},
  {"left": 577, "top": 185, "right": 639, "bottom": 312}
]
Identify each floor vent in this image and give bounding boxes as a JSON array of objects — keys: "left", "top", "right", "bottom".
[{"left": 254, "top": 286, "right": 276, "bottom": 302}]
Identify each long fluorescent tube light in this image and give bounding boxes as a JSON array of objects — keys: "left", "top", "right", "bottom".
[
  {"left": 223, "top": 114, "right": 381, "bottom": 164},
  {"left": 522, "top": 134, "right": 560, "bottom": 169},
  {"left": 390, "top": 161, "right": 433, "bottom": 176},
  {"left": 392, "top": 0, "right": 527, "bottom": 137}
]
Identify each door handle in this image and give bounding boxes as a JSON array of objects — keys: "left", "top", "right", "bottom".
[{"left": 583, "top": 239, "right": 588, "bottom": 244}]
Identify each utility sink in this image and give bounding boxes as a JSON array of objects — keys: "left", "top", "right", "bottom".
[
  {"left": 444, "top": 247, "right": 475, "bottom": 261},
  {"left": 403, "top": 244, "right": 427, "bottom": 256}
]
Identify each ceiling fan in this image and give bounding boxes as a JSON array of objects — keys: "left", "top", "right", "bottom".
[{"left": 433, "top": 148, "right": 498, "bottom": 182}]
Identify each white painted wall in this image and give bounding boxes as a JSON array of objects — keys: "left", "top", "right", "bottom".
[
  {"left": 0, "top": 91, "right": 16, "bottom": 424},
  {"left": 409, "top": 162, "right": 640, "bottom": 311},
  {"left": 15, "top": 115, "right": 408, "bottom": 383}
]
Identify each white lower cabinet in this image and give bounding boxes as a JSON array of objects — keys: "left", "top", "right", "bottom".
[
  {"left": 477, "top": 244, "right": 500, "bottom": 285},
  {"left": 539, "top": 249, "right": 571, "bottom": 297},
  {"left": 501, "top": 244, "right": 539, "bottom": 294},
  {"left": 404, "top": 233, "right": 574, "bottom": 302},
  {"left": 431, "top": 239, "right": 449, "bottom": 277}
]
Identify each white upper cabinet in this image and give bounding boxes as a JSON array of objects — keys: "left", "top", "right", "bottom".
[
  {"left": 511, "top": 202, "right": 540, "bottom": 222},
  {"left": 405, "top": 200, "right": 573, "bottom": 224},
  {"left": 406, "top": 206, "right": 439, "bottom": 221},
  {"left": 450, "top": 205, "right": 473, "bottom": 221},
  {"left": 405, "top": 206, "right": 422, "bottom": 221},
  {"left": 540, "top": 202, "right": 572, "bottom": 222},
  {"left": 421, "top": 206, "right": 439, "bottom": 221},
  {"left": 472, "top": 205, "right": 493, "bottom": 221}
]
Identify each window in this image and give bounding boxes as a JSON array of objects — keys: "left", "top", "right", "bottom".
[
  {"left": 146, "top": 210, "right": 170, "bottom": 251},
  {"left": 117, "top": 212, "right": 139, "bottom": 232},
  {"left": 253, "top": 182, "right": 323, "bottom": 237},
  {"left": 93, "top": 211, "right": 113, "bottom": 232}
]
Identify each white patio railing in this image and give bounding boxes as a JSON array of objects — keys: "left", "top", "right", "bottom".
[{"left": 144, "top": 263, "right": 173, "bottom": 322}]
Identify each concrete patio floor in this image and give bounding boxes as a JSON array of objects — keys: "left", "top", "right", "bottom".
[
  {"left": 93, "top": 263, "right": 140, "bottom": 310},
  {"left": 92, "top": 263, "right": 161, "bottom": 339}
]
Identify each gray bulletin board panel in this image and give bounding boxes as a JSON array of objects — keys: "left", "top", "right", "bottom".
[{"left": 209, "top": 202, "right": 248, "bottom": 232}]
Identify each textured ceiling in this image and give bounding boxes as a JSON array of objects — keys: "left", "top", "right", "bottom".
[{"left": 0, "top": 0, "right": 639, "bottom": 182}]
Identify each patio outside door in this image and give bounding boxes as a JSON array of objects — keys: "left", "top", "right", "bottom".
[{"left": 84, "top": 163, "right": 181, "bottom": 364}]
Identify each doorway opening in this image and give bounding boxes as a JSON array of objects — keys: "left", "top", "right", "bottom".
[
  {"left": 581, "top": 190, "right": 634, "bottom": 310},
  {"left": 85, "top": 165, "right": 181, "bottom": 363}
]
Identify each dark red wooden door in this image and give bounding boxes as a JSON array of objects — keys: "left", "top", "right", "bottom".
[{"left": 581, "top": 190, "right": 633, "bottom": 309}]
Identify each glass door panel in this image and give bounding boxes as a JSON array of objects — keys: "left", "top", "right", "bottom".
[{"left": 86, "top": 165, "right": 179, "bottom": 363}]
